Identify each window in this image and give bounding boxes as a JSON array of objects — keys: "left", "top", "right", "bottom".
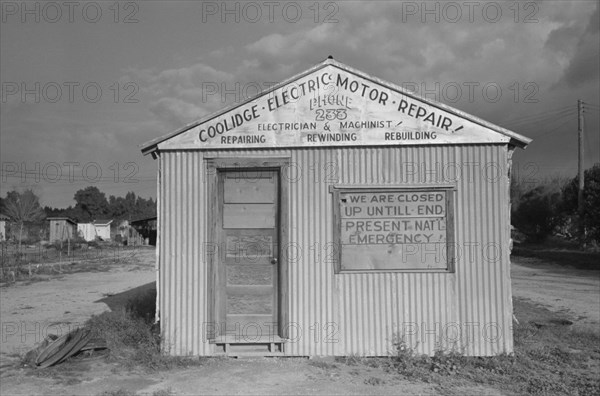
[{"left": 333, "top": 186, "right": 455, "bottom": 273}]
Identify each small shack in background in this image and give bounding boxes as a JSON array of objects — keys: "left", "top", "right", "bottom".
[
  {"left": 48, "top": 217, "right": 77, "bottom": 243},
  {"left": 93, "top": 220, "right": 112, "bottom": 241},
  {"left": 77, "top": 220, "right": 114, "bottom": 241},
  {"left": 117, "top": 220, "right": 130, "bottom": 241},
  {"left": 130, "top": 216, "right": 157, "bottom": 246},
  {"left": 77, "top": 223, "right": 96, "bottom": 242},
  {"left": 0, "top": 213, "right": 8, "bottom": 241}
]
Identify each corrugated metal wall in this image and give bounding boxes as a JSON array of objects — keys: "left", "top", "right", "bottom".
[
  {"left": 158, "top": 144, "right": 512, "bottom": 356},
  {"left": 159, "top": 151, "right": 208, "bottom": 355},
  {"left": 334, "top": 145, "right": 511, "bottom": 356}
]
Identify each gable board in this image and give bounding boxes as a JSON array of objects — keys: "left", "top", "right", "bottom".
[{"left": 158, "top": 64, "right": 514, "bottom": 151}]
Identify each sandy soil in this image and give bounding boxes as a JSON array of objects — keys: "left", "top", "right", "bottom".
[
  {"left": 511, "top": 255, "right": 600, "bottom": 334},
  {"left": 0, "top": 249, "right": 597, "bottom": 395},
  {"left": 0, "top": 248, "right": 156, "bottom": 358}
]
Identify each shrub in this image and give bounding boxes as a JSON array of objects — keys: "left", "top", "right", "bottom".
[
  {"left": 86, "top": 307, "right": 160, "bottom": 360},
  {"left": 85, "top": 289, "right": 203, "bottom": 370},
  {"left": 561, "top": 164, "right": 600, "bottom": 244},
  {"left": 512, "top": 186, "right": 562, "bottom": 242}
]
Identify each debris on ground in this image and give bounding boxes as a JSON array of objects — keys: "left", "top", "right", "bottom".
[{"left": 23, "top": 328, "right": 107, "bottom": 368}]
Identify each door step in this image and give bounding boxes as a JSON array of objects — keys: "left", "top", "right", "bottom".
[{"left": 212, "top": 336, "right": 285, "bottom": 356}]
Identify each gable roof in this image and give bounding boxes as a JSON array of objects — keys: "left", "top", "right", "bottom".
[
  {"left": 93, "top": 220, "right": 113, "bottom": 226},
  {"left": 47, "top": 217, "right": 77, "bottom": 225},
  {"left": 140, "top": 57, "right": 531, "bottom": 157},
  {"left": 131, "top": 216, "right": 157, "bottom": 224}
]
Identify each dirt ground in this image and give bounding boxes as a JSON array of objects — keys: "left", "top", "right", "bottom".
[
  {"left": 511, "top": 255, "right": 600, "bottom": 334},
  {"left": 0, "top": 248, "right": 598, "bottom": 396},
  {"left": 0, "top": 249, "right": 156, "bottom": 359}
]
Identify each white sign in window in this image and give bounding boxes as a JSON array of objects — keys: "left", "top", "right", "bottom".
[{"left": 333, "top": 188, "right": 455, "bottom": 272}]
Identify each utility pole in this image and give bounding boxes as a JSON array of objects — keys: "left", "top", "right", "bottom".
[{"left": 577, "top": 99, "right": 585, "bottom": 243}]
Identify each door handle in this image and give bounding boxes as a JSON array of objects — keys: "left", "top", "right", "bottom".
[{"left": 271, "top": 258, "right": 278, "bottom": 265}]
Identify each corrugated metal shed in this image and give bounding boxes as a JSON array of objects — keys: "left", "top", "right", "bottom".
[{"left": 141, "top": 58, "right": 530, "bottom": 357}]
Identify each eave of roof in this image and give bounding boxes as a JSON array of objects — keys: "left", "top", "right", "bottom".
[
  {"left": 130, "top": 216, "right": 157, "bottom": 224},
  {"left": 47, "top": 217, "right": 77, "bottom": 224},
  {"left": 93, "top": 220, "right": 113, "bottom": 225}
]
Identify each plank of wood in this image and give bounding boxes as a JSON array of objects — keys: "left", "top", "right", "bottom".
[
  {"left": 227, "top": 287, "right": 273, "bottom": 315},
  {"left": 55, "top": 329, "right": 92, "bottom": 365},
  {"left": 224, "top": 177, "right": 276, "bottom": 203},
  {"left": 38, "top": 329, "right": 88, "bottom": 368},
  {"left": 227, "top": 264, "right": 273, "bottom": 285},
  {"left": 223, "top": 204, "right": 276, "bottom": 228},
  {"left": 35, "top": 333, "right": 70, "bottom": 365},
  {"left": 225, "top": 233, "right": 273, "bottom": 262},
  {"left": 223, "top": 314, "right": 278, "bottom": 338}
]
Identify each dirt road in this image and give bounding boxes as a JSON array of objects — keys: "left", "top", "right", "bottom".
[
  {"left": 0, "top": 249, "right": 156, "bottom": 358},
  {"left": 511, "top": 255, "right": 600, "bottom": 333}
]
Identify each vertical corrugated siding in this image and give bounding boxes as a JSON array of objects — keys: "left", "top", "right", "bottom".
[
  {"left": 158, "top": 145, "right": 512, "bottom": 356},
  {"left": 334, "top": 145, "right": 510, "bottom": 356},
  {"left": 337, "top": 146, "right": 454, "bottom": 355},
  {"left": 287, "top": 149, "right": 337, "bottom": 356},
  {"left": 160, "top": 151, "right": 208, "bottom": 355}
]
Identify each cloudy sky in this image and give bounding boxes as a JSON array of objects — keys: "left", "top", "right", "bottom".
[{"left": 1, "top": 0, "right": 599, "bottom": 208}]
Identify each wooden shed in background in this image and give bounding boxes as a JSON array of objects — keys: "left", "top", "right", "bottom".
[
  {"left": 140, "top": 58, "right": 531, "bottom": 357},
  {"left": 48, "top": 217, "right": 77, "bottom": 243},
  {"left": 130, "top": 216, "right": 157, "bottom": 246},
  {"left": 0, "top": 213, "right": 8, "bottom": 241}
]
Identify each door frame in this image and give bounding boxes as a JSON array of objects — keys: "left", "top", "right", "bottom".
[{"left": 205, "top": 157, "right": 290, "bottom": 342}]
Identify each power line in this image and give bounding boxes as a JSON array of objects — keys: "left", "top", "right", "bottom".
[
  {"left": 500, "top": 104, "right": 576, "bottom": 123},
  {"left": 499, "top": 105, "right": 577, "bottom": 126},
  {"left": 510, "top": 112, "right": 577, "bottom": 137},
  {"left": 502, "top": 107, "right": 577, "bottom": 128},
  {"left": 526, "top": 113, "right": 577, "bottom": 138},
  {"left": 502, "top": 110, "right": 577, "bottom": 133}
]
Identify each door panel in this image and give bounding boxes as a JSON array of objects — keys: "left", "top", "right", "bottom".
[
  {"left": 227, "top": 287, "right": 273, "bottom": 314},
  {"left": 225, "top": 232, "right": 273, "bottom": 260},
  {"left": 223, "top": 204, "right": 276, "bottom": 228},
  {"left": 224, "top": 176, "right": 276, "bottom": 203},
  {"left": 219, "top": 170, "right": 278, "bottom": 340},
  {"left": 226, "top": 265, "right": 273, "bottom": 285}
]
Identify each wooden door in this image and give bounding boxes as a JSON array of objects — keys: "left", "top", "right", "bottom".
[{"left": 218, "top": 170, "right": 279, "bottom": 341}]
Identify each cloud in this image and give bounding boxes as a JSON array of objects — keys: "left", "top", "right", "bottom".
[
  {"left": 149, "top": 97, "right": 208, "bottom": 128},
  {"left": 125, "top": 62, "right": 236, "bottom": 127},
  {"left": 106, "top": 1, "right": 599, "bottom": 160},
  {"left": 245, "top": 33, "right": 287, "bottom": 57},
  {"left": 545, "top": 25, "right": 581, "bottom": 56},
  {"left": 561, "top": 6, "right": 600, "bottom": 87}
]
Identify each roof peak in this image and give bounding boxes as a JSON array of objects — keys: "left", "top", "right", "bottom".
[{"left": 141, "top": 58, "right": 531, "bottom": 156}]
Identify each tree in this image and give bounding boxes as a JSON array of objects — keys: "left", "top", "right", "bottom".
[
  {"left": 561, "top": 164, "right": 600, "bottom": 244},
  {"left": 43, "top": 187, "right": 156, "bottom": 223},
  {"left": 73, "top": 186, "right": 109, "bottom": 222},
  {"left": 1, "top": 189, "right": 46, "bottom": 252},
  {"left": 108, "top": 192, "right": 137, "bottom": 220},
  {"left": 106, "top": 192, "right": 156, "bottom": 221},
  {"left": 512, "top": 186, "right": 562, "bottom": 242}
]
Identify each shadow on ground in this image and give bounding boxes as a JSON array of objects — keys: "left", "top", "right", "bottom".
[
  {"left": 513, "top": 245, "right": 600, "bottom": 270},
  {"left": 95, "top": 282, "right": 156, "bottom": 312}
]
